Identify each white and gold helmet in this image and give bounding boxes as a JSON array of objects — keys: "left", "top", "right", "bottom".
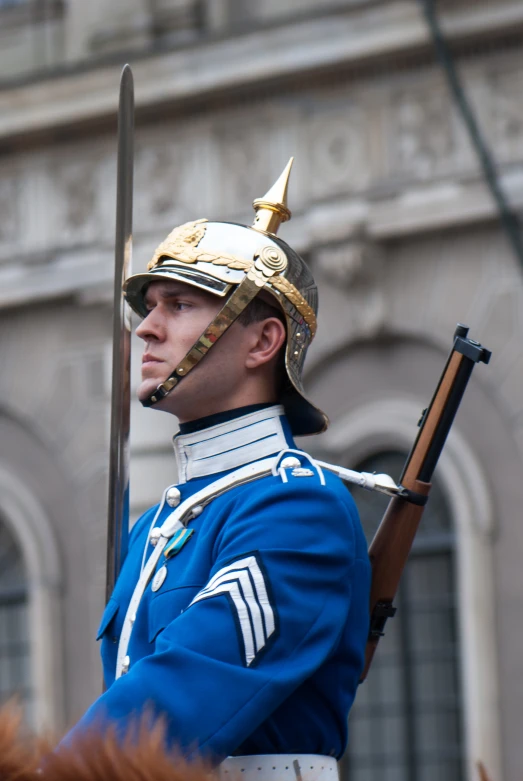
[{"left": 124, "top": 159, "right": 328, "bottom": 436}]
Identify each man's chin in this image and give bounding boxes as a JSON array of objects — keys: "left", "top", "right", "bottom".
[
  {"left": 137, "top": 380, "right": 160, "bottom": 404},
  {"left": 137, "top": 379, "right": 178, "bottom": 412}
]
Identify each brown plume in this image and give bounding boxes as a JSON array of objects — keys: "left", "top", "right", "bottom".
[
  {"left": 0, "top": 702, "right": 40, "bottom": 781},
  {"left": 0, "top": 704, "right": 219, "bottom": 781}
]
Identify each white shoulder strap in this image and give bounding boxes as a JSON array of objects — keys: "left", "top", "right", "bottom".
[
  {"left": 115, "top": 456, "right": 277, "bottom": 679},
  {"left": 316, "top": 458, "right": 401, "bottom": 496}
]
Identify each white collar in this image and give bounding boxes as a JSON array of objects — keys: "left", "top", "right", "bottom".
[{"left": 173, "top": 405, "right": 289, "bottom": 483}]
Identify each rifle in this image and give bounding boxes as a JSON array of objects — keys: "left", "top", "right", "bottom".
[{"left": 360, "top": 323, "right": 491, "bottom": 680}]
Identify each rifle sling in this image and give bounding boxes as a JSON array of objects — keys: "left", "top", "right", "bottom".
[{"left": 395, "top": 486, "right": 429, "bottom": 506}]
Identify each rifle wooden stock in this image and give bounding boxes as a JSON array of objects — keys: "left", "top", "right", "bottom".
[
  {"left": 362, "top": 479, "right": 430, "bottom": 678},
  {"left": 360, "top": 325, "right": 491, "bottom": 681}
]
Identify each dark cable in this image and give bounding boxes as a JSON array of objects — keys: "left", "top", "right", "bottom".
[{"left": 418, "top": 0, "right": 523, "bottom": 271}]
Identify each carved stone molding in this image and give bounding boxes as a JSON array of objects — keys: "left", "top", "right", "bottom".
[
  {"left": 4, "top": 0, "right": 523, "bottom": 140},
  {"left": 307, "top": 107, "right": 372, "bottom": 198},
  {"left": 134, "top": 142, "right": 183, "bottom": 231},
  {"left": 5, "top": 51, "right": 523, "bottom": 297},
  {"left": 315, "top": 228, "right": 386, "bottom": 339},
  {"left": 212, "top": 120, "right": 273, "bottom": 216},
  {"left": 387, "top": 86, "right": 456, "bottom": 180},
  {"left": 53, "top": 158, "right": 101, "bottom": 244},
  {"left": 315, "top": 227, "right": 384, "bottom": 289}
]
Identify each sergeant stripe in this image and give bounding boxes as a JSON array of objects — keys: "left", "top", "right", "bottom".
[{"left": 189, "top": 555, "right": 275, "bottom": 666}]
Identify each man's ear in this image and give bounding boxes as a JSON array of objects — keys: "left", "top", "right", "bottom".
[{"left": 245, "top": 318, "right": 286, "bottom": 369}]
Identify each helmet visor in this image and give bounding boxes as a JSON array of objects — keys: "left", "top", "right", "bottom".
[{"left": 124, "top": 264, "right": 233, "bottom": 318}]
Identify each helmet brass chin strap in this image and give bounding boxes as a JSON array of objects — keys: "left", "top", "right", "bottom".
[{"left": 142, "top": 247, "right": 287, "bottom": 408}]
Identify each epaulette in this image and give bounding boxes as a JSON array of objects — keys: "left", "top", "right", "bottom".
[{"left": 272, "top": 449, "right": 326, "bottom": 485}]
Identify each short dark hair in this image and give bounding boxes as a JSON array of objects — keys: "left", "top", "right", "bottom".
[
  {"left": 236, "top": 295, "right": 286, "bottom": 328},
  {"left": 236, "top": 295, "right": 287, "bottom": 394}
]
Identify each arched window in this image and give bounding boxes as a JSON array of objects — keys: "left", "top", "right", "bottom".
[
  {"left": 0, "top": 517, "right": 32, "bottom": 721},
  {"left": 343, "top": 451, "right": 464, "bottom": 781}
]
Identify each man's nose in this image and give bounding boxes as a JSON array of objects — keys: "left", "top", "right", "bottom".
[{"left": 136, "top": 307, "right": 165, "bottom": 341}]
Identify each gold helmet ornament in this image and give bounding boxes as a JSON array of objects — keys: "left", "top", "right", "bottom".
[{"left": 124, "top": 158, "right": 328, "bottom": 436}]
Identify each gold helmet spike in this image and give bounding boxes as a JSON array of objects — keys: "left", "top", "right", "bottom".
[{"left": 252, "top": 157, "right": 293, "bottom": 235}]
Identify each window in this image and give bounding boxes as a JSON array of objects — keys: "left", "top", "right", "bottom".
[
  {"left": 0, "top": 518, "right": 32, "bottom": 720},
  {"left": 0, "top": 0, "right": 64, "bottom": 81},
  {"left": 343, "top": 451, "right": 464, "bottom": 781}
]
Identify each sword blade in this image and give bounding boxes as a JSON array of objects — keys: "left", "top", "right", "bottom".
[{"left": 106, "top": 64, "right": 134, "bottom": 602}]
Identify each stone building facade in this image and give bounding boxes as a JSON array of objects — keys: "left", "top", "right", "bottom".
[{"left": 1, "top": 1, "right": 523, "bottom": 780}]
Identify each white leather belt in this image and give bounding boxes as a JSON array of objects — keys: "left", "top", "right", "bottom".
[{"left": 219, "top": 755, "right": 338, "bottom": 781}]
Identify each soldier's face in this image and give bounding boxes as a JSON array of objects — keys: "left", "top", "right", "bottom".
[{"left": 135, "top": 279, "right": 261, "bottom": 421}]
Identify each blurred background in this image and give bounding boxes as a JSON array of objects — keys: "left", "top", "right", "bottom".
[{"left": 0, "top": 1, "right": 522, "bottom": 780}]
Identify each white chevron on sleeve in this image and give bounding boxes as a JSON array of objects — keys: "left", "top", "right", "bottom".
[{"left": 189, "top": 555, "right": 275, "bottom": 666}]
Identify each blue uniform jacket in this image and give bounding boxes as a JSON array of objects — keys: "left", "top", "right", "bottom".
[{"left": 68, "top": 411, "right": 371, "bottom": 763}]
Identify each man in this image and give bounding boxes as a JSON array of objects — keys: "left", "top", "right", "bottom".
[{"left": 67, "top": 160, "right": 371, "bottom": 773}]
